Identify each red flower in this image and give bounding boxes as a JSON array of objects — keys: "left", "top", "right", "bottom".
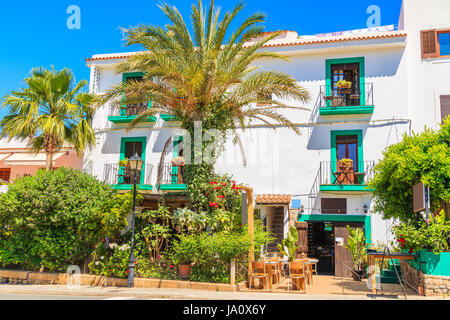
[
  {"left": 126, "top": 270, "right": 129, "bottom": 274},
  {"left": 408, "top": 248, "right": 413, "bottom": 254},
  {"left": 170, "top": 265, "right": 173, "bottom": 268},
  {"left": 111, "top": 269, "right": 113, "bottom": 272},
  {"left": 239, "top": 224, "right": 242, "bottom": 227},
  {"left": 205, "top": 193, "right": 208, "bottom": 196},
  {"left": 209, "top": 202, "right": 219, "bottom": 208},
  {"left": 210, "top": 181, "right": 218, "bottom": 184},
  {"left": 217, "top": 195, "right": 225, "bottom": 199},
  {"left": 220, "top": 183, "right": 227, "bottom": 186},
  {"left": 214, "top": 187, "right": 222, "bottom": 190}
]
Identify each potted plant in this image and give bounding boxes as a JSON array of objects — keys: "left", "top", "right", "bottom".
[
  {"left": 118, "top": 158, "right": 129, "bottom": 168},
  {"left": 336, "top": 79, "right": 352, "bottom": 89},
  {"left": 277, "top": 226, "right": 299, "bottom": 262},
  {"left": 171, "top": 235, "right": 198, "bottom": 279},
  {"left": 343, "top": 225, "right": 367, "bottom": 281},
  {"left": 339, "top": 158, "right": 353, "bottom": 170},
  {"left": 171, "top": 156, "right": 185, "bottom": 166}
]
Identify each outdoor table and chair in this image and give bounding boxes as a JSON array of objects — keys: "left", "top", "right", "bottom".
[{"left": 249, "top": 254, "right": 319, "bottom": 292}]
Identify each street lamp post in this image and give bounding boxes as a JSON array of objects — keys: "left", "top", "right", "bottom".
[{"left": 127, "top": 152, "right": 143, "bottom": 288}]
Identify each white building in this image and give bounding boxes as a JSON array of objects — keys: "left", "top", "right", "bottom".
[{"left": 84, "top": 0, "right": 450, "bottom": 276}]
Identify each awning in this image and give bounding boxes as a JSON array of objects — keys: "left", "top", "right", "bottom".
[
  {"left": 4, "top": 152, "right": 66, "bottom": 166},
  {"left": 255, "top": 194, "right": 291, "bottom": 204}
]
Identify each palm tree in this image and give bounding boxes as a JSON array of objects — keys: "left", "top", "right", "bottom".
[
  {"left": 0, "top": 67, "right": 96, "bottom": 170},
  {"left": 99, "top": 0, "right": 310, "bottom": 180}
]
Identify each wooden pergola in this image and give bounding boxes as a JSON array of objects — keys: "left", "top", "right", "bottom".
[{"left": 236, "top": 185, "right": 255, "bottom": 280}]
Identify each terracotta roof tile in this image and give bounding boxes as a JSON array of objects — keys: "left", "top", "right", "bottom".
[
  {"left": 85, "top": 31, "right": 407, "bottom": 62},
  {"left": 255, "top": 194, "right": 291, "bottom": 204}
]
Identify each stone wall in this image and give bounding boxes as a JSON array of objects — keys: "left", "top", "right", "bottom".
[{"left": 400, "top": 261, "right": 450, "bottom": 297}]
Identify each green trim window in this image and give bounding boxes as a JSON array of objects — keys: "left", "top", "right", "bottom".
[
  {"left": 108, "top": 73, "right": 156, "bottom": 123},
  {"left": 121, "top": 72, "right": 151, "bottom": 115},
  {"left": 172, "top": 136, "right": 183, "bottom": 178},
  {"left": 326, "top": 57, "right": 365, "bottom": 106},
  {"left": 331, "top": 130, "right": 364, "bottom": 169},
  {"left": 321, "top": 57, "right": 373, "bottom": 116},
  {"left": 160, "top": 136, "right": 187, "bottom": 190},
  {"left": 119, "top": 137, "right": 147, "bottom": 185}
]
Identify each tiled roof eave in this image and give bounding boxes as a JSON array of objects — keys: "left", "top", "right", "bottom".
[
  {"left": 85, "top": 32, "right": 407, "bottom": 62},
  {"left": 255, "top": 194, "right": 291, "bottom": 204}
]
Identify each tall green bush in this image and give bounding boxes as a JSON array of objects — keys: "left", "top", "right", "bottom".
[
  {"left": 368, "top": 119, "right": 450, "bottom": 223},
  {"left": 0, "top": 167, "right": 132, "bottom": 272}
]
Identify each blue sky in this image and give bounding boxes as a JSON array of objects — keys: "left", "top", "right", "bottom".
[{"left": 0, "top": 0, "right": 402, "bottom": 120}]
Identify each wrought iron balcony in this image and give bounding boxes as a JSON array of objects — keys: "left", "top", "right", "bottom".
[
  {"left": 108, "top": 103, "right": 157, "bottom": 123},
  {"left": 158, "top": 163, "right": 186, "bottom": 190},
  {"left": 103, "top": 163, "right": 153, "bottom": 189},
  {"left": 310, "top": 161, "right": 375, "bottom": 194},
  {"left": 318, "top": 83, "right": 374, "bottom": 115},
  {"left": 161, "top": 163, "right": 185, "bottom": 184}
]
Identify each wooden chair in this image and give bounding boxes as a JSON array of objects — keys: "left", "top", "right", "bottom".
[
  {"left": 249, "top": 261, "right": 270, "bottom": 290},
  {"left": 263, "top": 257, "right": 282, "bottom": 286},
  {"left": 287, "top": 260, "right": 307, "bottom": 292}
]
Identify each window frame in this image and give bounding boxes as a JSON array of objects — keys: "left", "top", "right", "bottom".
[
  {"left": 321, "top": 198, "right": 347, "bottom": 214},
  {"left": 437, "top": 30, "right": 450, "bottom": 58},
  {"left": 326, "top": 57, "right": 365, "bottom": 107},
  {"left": 119, "top": 137, "right": 147, "bottom": 185},
  {"left": 421, "top": 29, "right": 450, "bottom": 59}
]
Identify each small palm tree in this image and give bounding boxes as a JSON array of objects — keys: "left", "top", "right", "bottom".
[
  {"left": 344, "top": 225, "right": 367, "bottom": 271},
  {"left": 277, "top": 226, "right": 299, "bottom": 262},
  {"left": 99, "top": 0, "right": 310, "bottom": 176},
  {"left": 0, "top": 67, "right": 96, "bottom": 170}
]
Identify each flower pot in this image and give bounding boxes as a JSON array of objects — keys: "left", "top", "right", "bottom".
[
  {"left": 171, "top": 157, "right": 185, "bottom": 166},
  {"left": 178, "top": 264, "right": 192, "bottom": 279},
  {"left": 352, "top": 269, "right": 364, "bottom": 281}
]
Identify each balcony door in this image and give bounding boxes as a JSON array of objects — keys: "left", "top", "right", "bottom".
[
  {"left": 119, "top": 137, "right": 146, "bottom": 185},
  {"left": 336, "top": 135, "right": 358, "bottom": 172},
  {"left": 331, "top": 63, "right": 360, "bottom": 106},
  {"left": 122, "top": 73, "right": 147, "bottom": 116}
]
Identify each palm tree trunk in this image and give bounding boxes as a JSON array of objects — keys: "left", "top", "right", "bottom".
[{"left": 46, "top": 152, "right": 54, "bottom": 170}]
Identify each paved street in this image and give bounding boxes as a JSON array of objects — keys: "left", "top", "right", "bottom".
[{"left": 0, "top": 284, "right": 446, "bottom": 300}]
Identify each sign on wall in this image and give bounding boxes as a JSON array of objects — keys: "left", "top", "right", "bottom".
[{"left": 413, "top": 182, "right": 426, "bottom": 213}]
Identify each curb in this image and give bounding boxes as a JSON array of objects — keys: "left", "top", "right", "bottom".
[{"left": 0, "top": 269, "right": 237, "bottom": 292}]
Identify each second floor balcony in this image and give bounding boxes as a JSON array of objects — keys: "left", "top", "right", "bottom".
[
  {"left": 318, "top": 83, "right": 374, "bottom": 116},
  {"left": 108, "top": 103, "right": 157, "bottom": 124},
  {"left": 103, "top": 163, "right": 153, "bottom": 191},
  {"left": 311, "top": 160, "right": 375, "bottom": 193},
  {"left": 159, "top": 163, "right": 186, "bottom": 191}
]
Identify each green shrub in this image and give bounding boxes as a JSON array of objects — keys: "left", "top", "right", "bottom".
[
  {"left": 0, "top": 167, "right": 132, "bottom": 272},
  {"left": 170, "top": 222, "right": 273, "bottom": 283},
  {"left": 393, "top": 210, "right": 450, "bottom": 254}
]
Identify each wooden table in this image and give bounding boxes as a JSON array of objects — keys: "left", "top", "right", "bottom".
[{"left": 367, "top": 252, "right": 416, "bottom": 293}]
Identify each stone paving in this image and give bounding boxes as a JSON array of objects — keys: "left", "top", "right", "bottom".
[{"left": 241, "top": 275, "right": 420, "bottom": 297}]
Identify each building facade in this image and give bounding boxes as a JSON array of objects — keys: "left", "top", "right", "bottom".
[
  {"left": 0, "top": 138, "right": 84, "bottom": 189},
  {"left": 84, "top": 0, "right": 450, "bottom": 276}
]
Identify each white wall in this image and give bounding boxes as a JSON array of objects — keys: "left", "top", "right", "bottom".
[
  {"left": 86, "top": 34, "right": 412, "bottom": 244},
  {"left": 401, "top": 0, "right": 450, "bottom": 132}
]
